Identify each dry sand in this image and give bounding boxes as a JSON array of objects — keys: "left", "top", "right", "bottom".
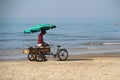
[{"left": 0, "top": 54, "right": 120, "bottom": 80}]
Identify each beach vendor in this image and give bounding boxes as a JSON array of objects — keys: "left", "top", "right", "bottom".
[
  {"left": 37, "top": 30, "right": 49, "bottom": 61},
  {"left": 37, "top": 30, "right": 49, "bottom": 47}
]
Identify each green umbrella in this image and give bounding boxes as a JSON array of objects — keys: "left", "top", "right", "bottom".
[{"left": 24, "top": 24, "right": 56, "bottom": 34}]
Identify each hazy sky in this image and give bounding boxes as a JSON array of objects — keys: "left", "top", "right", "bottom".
[{"left": 0, "top": 0, "right": 120, "bottom": 18}]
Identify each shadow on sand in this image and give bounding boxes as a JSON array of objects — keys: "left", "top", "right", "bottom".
[{"left": 66, "top": 58, "right": 93, "bottom": 61}]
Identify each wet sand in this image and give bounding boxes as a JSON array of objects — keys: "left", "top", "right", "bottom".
[{"left": 0, "top": 53, "right": 120, "bottom": 80}]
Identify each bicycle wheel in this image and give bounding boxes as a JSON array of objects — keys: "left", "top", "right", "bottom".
[
  {"left": 58, "top": 49, "right": 68, "bottom": 61},
  {"left": 35, "top": 53, "right": 43, "bottom": 62},
  {"left": 28, "top": 53, "right": 35, "bottom": 61}
]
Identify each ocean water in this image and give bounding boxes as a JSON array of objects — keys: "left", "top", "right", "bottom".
[{"left": 0, "top": 18, "right": 120, "bottom": 54}]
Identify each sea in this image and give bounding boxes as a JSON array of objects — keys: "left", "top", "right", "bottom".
[{"left": 0, "top": 18, "right": 120, "bottom": 60}]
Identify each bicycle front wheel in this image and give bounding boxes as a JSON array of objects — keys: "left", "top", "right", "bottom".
[{"left": 58, "top": 49, "right": 68, "bottom": 61}]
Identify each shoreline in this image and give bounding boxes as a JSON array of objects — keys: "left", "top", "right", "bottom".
[
  {"left": 0, "top": 52, "right": 120, "bottom": 62},
  {"left": 0, "top": 48, "right": 120, "bottom": 61}
]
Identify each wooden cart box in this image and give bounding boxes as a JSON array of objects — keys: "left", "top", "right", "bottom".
[{"left": 23, "top": 47, "right": 50, "bottom": 54}]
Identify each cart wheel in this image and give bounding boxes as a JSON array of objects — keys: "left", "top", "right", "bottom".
[
  {"left": 28, "top": 53, "right": 35, "bottom": 61},
  {"left": 58, "top": 49, "right": 68, "bottom": 61},
  {"left": 35, "top": 53, "right": 43, "bottom": 62}
]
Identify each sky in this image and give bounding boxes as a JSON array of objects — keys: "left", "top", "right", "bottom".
[{"left": 0, "top": 0, "right": 120, "bottom": 18}]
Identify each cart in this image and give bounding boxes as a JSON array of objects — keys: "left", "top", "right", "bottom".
[
  {"left": 23, "top": 24, "right": 68, "bottom": 61},
  {"left": 23, "top": 45, "right": 68, "bottom": 62}
]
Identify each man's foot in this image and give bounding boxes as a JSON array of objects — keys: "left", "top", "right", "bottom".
[
  {"left": 43, "top": 59, "right": 48, "bottom": 61},
  {"left": 53, "top": 54, "right": 56, "bottom": 58}
]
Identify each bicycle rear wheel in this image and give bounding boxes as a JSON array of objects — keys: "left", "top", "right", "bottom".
[
  {"left": 58, "top": 49, "right": 68, "bottom": 61},
  {"left": 35, "top": 53, "right": 43, "bottom": 62},
  {"left": 28, "top": 53, "right": 35, "bottom": 61}
]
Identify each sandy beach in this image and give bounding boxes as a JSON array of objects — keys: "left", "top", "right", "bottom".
[{"left": 0, "top": 53, "right": 120, "bottom": 80}]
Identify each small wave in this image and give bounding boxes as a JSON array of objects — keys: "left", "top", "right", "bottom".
[
  {"left": 82, "top": 42, "right": 120, "bottom": 46},
  {"left": 81, "top": 42, "right": 103, "bottom": 46},
  {"left": 0, "top": 39, "right": 37, "bottom": 42},
  {"left": 0, "top": 32, "right": 22, "bottom": 34},
  {"left": 101, "top": 38, "right": 120, "bottom": 40},
  {"left": 103, "top": 43, "right": 120, "bottom": 45}
]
